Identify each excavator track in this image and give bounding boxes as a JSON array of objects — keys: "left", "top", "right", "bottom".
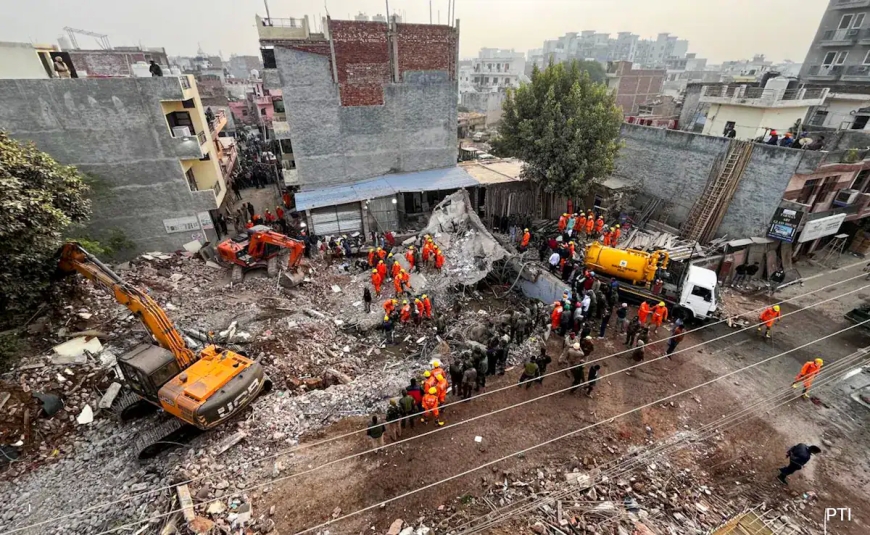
[
  {"left": 110, "top": 390, "right": 156, "bottom": 422},
  {"left": 266, "top": 255, "right": 279, "bottom": 277},
  {"left": 134, "top": 418, "right": 199, "bottom": 460},
  {"left": 231, "top": 264, "right": 244, "bottom": 283}
]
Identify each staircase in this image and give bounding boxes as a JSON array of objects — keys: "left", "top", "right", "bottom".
[{"left": 681, "top": 140, "right": 754, "bottom": 243}]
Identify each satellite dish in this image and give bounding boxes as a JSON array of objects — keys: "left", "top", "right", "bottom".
[{"left": 798, "top": 137, "right": 813, "bottom": 147}]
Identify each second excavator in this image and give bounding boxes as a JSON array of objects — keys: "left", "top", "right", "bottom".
[
  {"left": 58, "top": 243, "right": 271, "bottom": 458},
  {"left": 216, "top": 225, "right": 306, "bottom": 286}
]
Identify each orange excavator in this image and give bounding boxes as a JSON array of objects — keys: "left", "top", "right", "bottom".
[
  {"left": 58, "top": 243, "right": 271, "bottom": 458},
  {"left": 216, "top": 225, "right": 306, "bottom": 286}
]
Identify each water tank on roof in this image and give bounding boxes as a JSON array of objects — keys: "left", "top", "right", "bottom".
[
  {"left": 57, "top": 35, "right": 73, "bottom": 50},
  {"left": 763, "top": 75, "right": 789, "bottom": 92}
]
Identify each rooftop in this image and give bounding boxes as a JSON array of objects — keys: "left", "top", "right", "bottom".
[{"left": 699, "top": 85, "right": 828, "bottom": 108}]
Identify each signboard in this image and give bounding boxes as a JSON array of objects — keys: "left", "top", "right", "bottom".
[
  {"left": 197, "top": 211, "right": 215, "bottom": 230},
  {"left": 767, "top": 207, "right": 804, "bottom": 243},
  {"left": 163, "top": 215, "right": 200, "bottom": 234},
  {"left": 798, "top": 213, "right": 846, "bottom": 243}
]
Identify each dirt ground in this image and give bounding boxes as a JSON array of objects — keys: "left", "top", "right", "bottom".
[{"left": 260, "top": 262, "right": 870, "bottom": 535}]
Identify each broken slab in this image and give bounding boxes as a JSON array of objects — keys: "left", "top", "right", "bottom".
[
  {"left": 176, "top": 484, "right": 195, "bottom": 522},
  {"left": 76, "top": 405, "right": 94, "bottom": 425},
  {"left": 98, "top": 382, "right": 123, "bottom": 409},
  {"left": 387, "top": 519, "right": 404, "bottom": 535},
  {"left": 188, "top": 516, "right": 214, "bottom": 534},
  {"left": 52, "top": 337, "right": 102, "bottom": 361},
  {"left": 214, "top": 431, "right": 247, "bottom": 456}
]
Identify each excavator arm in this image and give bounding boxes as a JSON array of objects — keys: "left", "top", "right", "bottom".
[
  {"left": 57, "top": 243, "right": 196, "bottom": 369},
  {"left": 250, "top": 231, "right": 305, "bottom": 270}
]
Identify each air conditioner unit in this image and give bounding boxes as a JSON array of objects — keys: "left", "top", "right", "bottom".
[
  {"left": 848, "top": 29, "right": 860, "bottom": 37},
  {"left": 833, "top": 188, "right": 860, "bottom": 207},
  {"left": 172, "top": 126, "right": 192, "bottom": 138}
]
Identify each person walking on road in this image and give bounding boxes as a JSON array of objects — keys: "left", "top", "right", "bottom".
[
  {"left": 586, "top": 364, "right": 601, "bottom": 397},
  {"left": 518, "top": 357, "right": 540, "bottom": 387},
  {"left": 386, "top": 399, "right": 402, "bottom": 441},
  {"left": 534, "top": 346, "right": 551, "bottom": 385},
  {"left": 399, "top": 389, "right": 417, "bottom": 430},
  {"left": 363, "top": 287, "right": 372, "bottom": 313},
  {"left": 650, "top": 301, "right": 668, "bottom": 335},
  {"left": 666, "top": 320, "right": 686, "bottom": 359},
  {"left": 366, "top": 415, "right": 386, "bottom": 452},
  {"left": 560, "top": 342, "right": 586, "bottom": 394},
  {"left": 793, "top": 358, "right": 823, "bottom": 398},
  {"left": 615, "top": 303, "right": 629, "bottom": 336},
  {"left": 625, "top": 316, "right": 641, "bottom": 347},
  {"left": 758, "top": 305, "right": 781, "bottom": 339},
  {"left": 777, "top": 443, "right": 821, "bottom": 485}
]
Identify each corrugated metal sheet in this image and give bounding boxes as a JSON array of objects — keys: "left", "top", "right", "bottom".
[
  {"left": 310, "top": 202, "right": 363, "bottom": 235},
  {"left": 294, "top": 166, "right": 480, "bottom": 211},
  {"left": 367, "top": 196, "right": 399, "bottom": 232}
]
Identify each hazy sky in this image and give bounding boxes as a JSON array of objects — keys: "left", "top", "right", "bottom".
[{"left": 0, "top": 0, "right": 827, "bottom": 64}]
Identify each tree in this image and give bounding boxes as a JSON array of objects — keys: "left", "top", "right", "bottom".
[
  {"left": 493, "top": 60, "right": 623, "bottom": 199},
  {"left": 0, "top": 132, "right": 91, "bottom": 316},
  {"left": 572, "top": 60, "right": 606, "bottom": 84}
]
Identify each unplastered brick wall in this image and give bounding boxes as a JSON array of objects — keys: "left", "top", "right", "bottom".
[
  {"left": 68, "top": 50, "right": 169, "bottom": 77},
  {"left": 330, "top": 20, "right": 391, "bottom": 106},
  {"left": 396, "top": 24, "right": 457, "bottom": 81}
]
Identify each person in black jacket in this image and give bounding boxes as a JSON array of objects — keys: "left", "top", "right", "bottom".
[
  {"left": 778, "top": 443, "right": 821, "bottom": 484},
  {"left": 769, "top": 268, "right": 786, "bottom": 295},
  {"left": 732, "top": 263, "right": 748, "bottom": 287}
]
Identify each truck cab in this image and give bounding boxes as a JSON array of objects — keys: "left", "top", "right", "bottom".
[{"left": 678, "top": 265, "right": 719, "bottom": 321}]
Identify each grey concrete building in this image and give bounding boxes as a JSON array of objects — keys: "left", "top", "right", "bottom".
[
  {"left": 0, "top": 76, "right": 230, "bottom": 256},
  {"left": 800, "top": 0, "right": 870, "bottom": 90}
]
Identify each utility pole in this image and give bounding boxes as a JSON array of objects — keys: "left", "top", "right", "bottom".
[{"left": 263, "top": 0, "right": 272, "bottom": 22}]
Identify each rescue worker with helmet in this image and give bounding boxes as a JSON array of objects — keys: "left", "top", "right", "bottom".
[
  {"left": 650, "top": 301, "right": 668, "bottom": 335},
  {"left": 759, "top": 305, "right": 781, "bottom": 338},
  {"left": 793, "top": 358, "right": 823, "bottom": 398},
  {"left": 421, "top": 387, "right": 443, "bottom": 425}
]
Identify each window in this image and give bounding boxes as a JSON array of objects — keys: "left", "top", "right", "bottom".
[
  {"left": 855, "top": 13, "right": 866, "bottom": 27},
  {"left": 797, "top": 178, "right": 821, "bottom": 204},
  {"left": 185, "top": 168, "right": 198, "bottom": 191},
  {"left": 836, "top": 51, "right": 849, "bottom": 65},
  {"left": 853, "top": 169, "right": 870, "bottom": 192},
  {"left": 260, "top": 108, "right": 267, "bottom": 116},
  {"left": 864, "top": 50, "right": 870, "bottom": 65},
  {"left": 809, "top": 109, "right": 829, "bottom": 126},
  {"left": 690, "top": 285, "right": 712, "bottom": 302},
  {"left": 823, "top": 51, "right": 837, "bottom": 65},
  {"left": 839, "top": 14, "right": 854, "bottom": 29}
]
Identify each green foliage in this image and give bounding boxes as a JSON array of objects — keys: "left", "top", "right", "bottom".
[
  {"left": 571, "top": 59, "right": 607, "bottom": 84},
  {"left": 844, "top": 148, "right": 860, "bottom": 164},
  {"left": 0, "top": 132, "right": 91, "bottom": 315},
  {"left": 492, "top": 60, "right": 624, "bottom": 199},
  {"left": 64, "top": 228, "right": 135, "bottom": 258}
]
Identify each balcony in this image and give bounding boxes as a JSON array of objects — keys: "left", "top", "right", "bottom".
[
  {"left": 699, "top": 85, "right": 829, "bottom": 108},
  {"left": 208, "top": 109, "right": 227, "bottom": 136},
  {"left": 805, "top": 64, "right": 843, "bottom": 81},
  {"left": 217, "top": 138, "right": 238, "bottom": 179},
  {"left": 255, "top": 14, "right": 312, "bottom": 42},
  {"left": 841, "top": 64, "right": 870, "bottom": 81},
  {"left": 833, "top": 0, "right": 870, "bottom": 8},
  {"left": 819, "top": 28, "right": 861, "bottom": 46}
]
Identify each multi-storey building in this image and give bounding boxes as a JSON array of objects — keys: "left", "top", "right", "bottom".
[
  {"left": 530, "top": 30, "right": 690, "bottom": 69},
  {"left": 800, "top": 0, "right": 870, "bottom": 90},
  {"left": 470, "top": 49, "right": 526, "bottom": 91},
  {"left": 0, "top": 75, "right": 235, "bottom": 254}
]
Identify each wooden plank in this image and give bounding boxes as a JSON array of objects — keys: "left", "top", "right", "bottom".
[
  {"left": 765, "top": 250, "right": 777, "bottom": 279},
  {"left": 176, "top": 484, "right": 195, "bottom": 522},
  {"left": 780, "top": 242, "right": 793, "bottom": 271}
]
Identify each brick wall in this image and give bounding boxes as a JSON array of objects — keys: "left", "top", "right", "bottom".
[
  {"left": 396, "top": 23, "right": 457, "bottom": 81},
  {"left": 330, "top": 20, "right": 391, "bottom": 106},
  {"left": 68, "top": 49, "right": 169, "bottom": 78}
]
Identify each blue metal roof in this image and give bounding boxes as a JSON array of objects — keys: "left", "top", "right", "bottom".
[{"left": 295, "top": 167, "right": 480, "bottom": 211}]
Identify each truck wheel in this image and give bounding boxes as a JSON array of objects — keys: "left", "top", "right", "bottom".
[{"left": 674, "top": 306, "right": 694, "bottom": 324}]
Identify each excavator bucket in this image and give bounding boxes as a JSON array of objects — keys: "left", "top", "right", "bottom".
[{"left": 279, "top": 270, "right": 306, "bottom": 288}]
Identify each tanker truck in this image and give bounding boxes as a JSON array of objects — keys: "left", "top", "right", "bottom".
[{"left": 584, "top": 242, "right": 719, "bottom": 322}]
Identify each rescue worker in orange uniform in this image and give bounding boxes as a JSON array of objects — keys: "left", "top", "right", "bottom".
[
  {"left": 393, "top": 271, "right": 404, "bottom": 297},
  {"left": 391, "top": 256, "right": 402, "bottom": 280},
  {"left": 422, "top": 294, "right": 433, "bottom": 318},
  {"left": 612, "top": 224, "right": 621, "bottom": 245},
  {"left": 414, "top": 297, "right": 425, "bottom": 318},
  {"left": 793, "top": 358, "right": 823, "bottom": 398},
  {"left": 423, "top": 370, "right": 436, "bottom": 392},
  {"left": 758, "top": 305, "right": 781, "bottom": 339},
  {"left": 585, "top": 214, "right": 595, "bottom": 235},
  {"left": 377, "top": 247, "right": 386, "bottom": 261},
  {"left": 551, "top": 302, "right": 563, "bottom": 331},
  {"left": 368, "top": 248, "right": 376, "bottom": 267},
  {"left": 377, "top": 260, "right": 387, "bottom": 281},
  {"left": 421, "top": 387, "right": 443, "bottom": 425},
  {"left": 638, "top": 301, "right": 651, "bottom": 325},
  {"left": 434, "top": 248, "right": 445, "bottom": 271},
  {"left": 651, "top": 301, "right": 668, "bottom": 335},
  {"left": 520, "top": 228, "right": 531, "bottom": 252},
  {"left": 576, "top": 212, "right": 587, "bottom": 235},
  {"left": 558, "top": 213, "right": 568, "bottom": 232},
  {"left": 401, "top": 269, "right": 412, "bottom": 293},
  {"left": 435, "top": 373, "right": 449, "bottom": 404},
  {"left": 400, "top": 300, "right": 412, "bottom": 323},
  {"left": 602, "top": 228, "right": 612, "bottom": 246},
  {"left": 405, "top": 247, "right": 416, "bottom": 271},
  {"left": 371, "top": 269, "right": 382, "bottom": 297},
  {"left": 245, "top": 220, "right": 254, "bottom": 229},
  {"left": 383, "top": 298, "right": 398, "bottom": 315},
  {"left": 422, "top": 240, "right": 432, "bottom": 263},
  {"left": 430, "top": 359, "right": 445, "bottom": 381},
  {"left": 594, "top": 216, "right": 605, "bottom": 236}
]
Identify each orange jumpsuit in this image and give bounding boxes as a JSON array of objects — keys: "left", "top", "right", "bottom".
[
  {"left": 367, "top": 250, "right": 376, "bottom": 266},
  {"left": 415, "top": 299, "right": 424, "bottom": 317},
  {"left": 383, "top": 300, "right": 396, "bottom": 315},
  {"left": 245, "top": 221, "right": 253, "bottom": 229},
  {"left": 421, "top": 392, "right": 440, "bottom": 421},
  {"left": 405, "top": 250, "right": 415, "bottom": 270},
  {"left": 638, "top": 302, "right": 651, "bottom": 324},
  {"left": 613, "top": 228, "right": 621, "bottom": 244},
  {"left": 423, "top": 243, "right": 432, "bottom": 262},
  {"left": 434, "top": 252, "right": 444, "bottom": 270},
  {"left": 602, "top": 231, "right": 612, "bottom": 246},
  {"left": 576, "top": 214, "right": 587, "bottom": 233},
  {"left": 394, "top": 275, "right": 404, "bottom": 296},
  {"left": 402, "top": 270, "right": 411, "bottom": 290},
  {"left": 371, "top": 272, "right": 382, "bottom": 295},
  {"left": 585, "top": 217, "right": 595, "bottom": 235},
  {"left": 651, "top": 304, "right": 668, "bottom": 329},
  {"left": 760, "top": 307, "right": 780, "bottom": 327},
  {"left": 551, "top": 306, "right": 562, "bottom": 330},
  {"left": 568, "top": 243, "right": 575, "bottom": 257},
  {"left": 558, "top": 214, "right": 568, "bottom": 232},
  {"left": 795, "top": 361, "right": 821, "bottom": 391},
  {"left": 435, "top": 375, "right": 449, "bottom": 403},
  {"left": 377, "top": 261, "right": 387, "bottom": 280},
  {"left": 422, "top": 297, "right": 432, "bottom": 318},
  {"left": 595, "top": 218, "right": 605, "bottom": 234},
  {"left": 377, "top": 249, "right": 387, "bottom": 261},
  {"left": 400, "top": 304, "right": 411, "bottom": 323},
  {"left": 391, "top": 260, "right": 402, "bottom": 279},
  {"left": 521, "top": 231, "right": 530, "bottom": 248}
]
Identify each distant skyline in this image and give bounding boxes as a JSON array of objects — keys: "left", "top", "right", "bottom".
[{"left": 0, "top": 0, "right": 827, "bottom": 64}]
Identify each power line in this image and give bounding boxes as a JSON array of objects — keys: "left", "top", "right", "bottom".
[
  {"left": 81, "top": 317, "right": 869, "bottom": 535},
  {"left": 295, "top": 319, "right": 869, "bottom": 534},
  {"left": 457, "top": 352, "right": 869, "bottom": 533},
  {"left": 8, "top": 264, "right": 868, "bottom": 534}
]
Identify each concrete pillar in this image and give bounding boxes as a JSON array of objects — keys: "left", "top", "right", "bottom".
[{"left": 361, "top": 201, "right": 371, "bottom": 239}]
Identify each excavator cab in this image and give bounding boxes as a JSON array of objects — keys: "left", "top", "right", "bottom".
[{"left": 118, "top": 344, "right": 180, "bottom": 404}]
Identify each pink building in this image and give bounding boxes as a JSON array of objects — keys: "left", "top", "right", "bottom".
[{"left": 605, "top": 61, "right": 665, "bottom": 116}]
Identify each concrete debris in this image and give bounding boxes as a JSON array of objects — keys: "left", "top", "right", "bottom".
[
  {"left": 187, "top": 516, "right": 215, "bottom": 534},
  {"left": 205, "top": 260, "right": 223, "bottom": 269},
  {"left": 75, "top": 404, "right": 94, "bottom": 425},
  {"left": 98, "top": 382, "right": 122, "bottom": 409},
  {"left": 214, "top": 431, "right": 247, "bottom": 455},
  {"left": 182, "top": 240, "right": 203, "bottom": 253},
  {"left": 206, "top": 501, "right": 227, "bottom": 515},
  {"left": 177, "top": 484, "right": 195, "bottom": 522},
  {"left": 387, "top": 519, "right": 404, "bottom": 535},
  {"left": 52, "top": 336, "right": 102, "bottom": 360}
]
